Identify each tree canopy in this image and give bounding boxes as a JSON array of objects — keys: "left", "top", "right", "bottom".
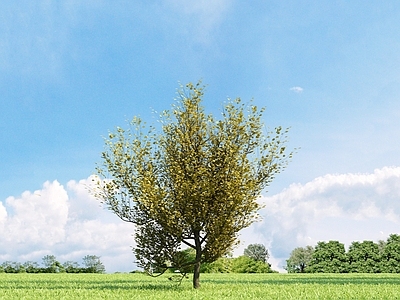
[
  {"left": 231, "top": 255, "right": 273, "bottom": 273},
  {"left": 82, "top": 255, "right": 106, "bottom": 274},
  {"left": 285, "top": 246, "right": 314, "bottom": 273},
  {"left": 243, "top": 243, "right": 269, "bottom": 263},
  {"left": 347, "top": 241, "right": 381, "bottom": 273},
  {"left": 94, "top": 82, "right": 293, "bottom": 288},
  {"left": 381, "top": 234, "right": 400, "bottom": 273},
  {"left": 307, "top": 241, "right": 348, "bottom": 273}
]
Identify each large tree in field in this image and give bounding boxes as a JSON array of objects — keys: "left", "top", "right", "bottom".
[{"left": 94, "top": 82, "right": 293, "bottom": 288}]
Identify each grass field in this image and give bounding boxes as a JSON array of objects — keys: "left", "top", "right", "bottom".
[{"left": 1, "top": 273, "right": 400, "bottom": 299}]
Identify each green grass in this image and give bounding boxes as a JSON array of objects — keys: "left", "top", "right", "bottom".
[{"left": 1, "top": 273, "right": 400, "bottom": 299}]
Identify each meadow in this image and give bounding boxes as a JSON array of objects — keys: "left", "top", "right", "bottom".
[{"left": 1, "top": 273, "right": 400, "bottom": 299}]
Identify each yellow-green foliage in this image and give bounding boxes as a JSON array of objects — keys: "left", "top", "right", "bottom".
[{"left": 94, "top": 82, "right": 293, "bottom": 288}]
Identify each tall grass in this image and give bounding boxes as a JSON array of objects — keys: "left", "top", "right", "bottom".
[{"left": 1, "top": 273, "right": 399, "bottom": 299}]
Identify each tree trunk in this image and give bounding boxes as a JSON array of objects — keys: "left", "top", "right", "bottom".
[
  {"left": 193, "top": 259, "right": 201, "bottom": 289},
  {"left": 300, "top": 263, "right": 305, "bottom": 273},
  {"left": 193, "top": 230, "right": 202, "bottom": 289}
]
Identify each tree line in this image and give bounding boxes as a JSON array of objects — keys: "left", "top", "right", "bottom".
[
  {"left": 0, "top": 255, "right": 105, "bottom": 274},
  {"left": 286, "top": 234, "right": 400, "bottom": 273}
]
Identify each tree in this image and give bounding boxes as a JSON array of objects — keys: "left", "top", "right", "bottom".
[
  {"left": 1, "top": 261, "right": 21, "bottom": 273},
  {"left": 244, "top": 243, "right": 269, "bottom": 263},
  {"left": 94, "top": 82, "right": 293, "bottom": 288},
  {"left": 41, "top": 255, "right": 65, "bottom": 273},
  {"left": 307, "top": 241, "right": 348, "bottom": 273},
  {"left": 380, "top": 234, "right": 400, "bottom": 273},
  {"left": 377, "top": 239, "right": 386, "bottom": 254},
  {"left": 42, "top": 255, "right": 57, "bottom": 269},
  {"left": 82, "top": 255, "right": 106, "bottom": 273},
  {"left": 201, "top": 256, "right": 232, "bottom": 273},
  {"left": 231, "top": 256, "right": 273, "bottom": 273},
  {"left": 63, "top": 261, "right": 81, "bottom": 273},
  {"left": 23, "top": 261, "right": 40, "bottom": 273},
  {"left": 285, "top": 246, "right": 314, "bottom": 273},
  {"left": 347, "top": 241, "right": 381, "bottom": 273}
]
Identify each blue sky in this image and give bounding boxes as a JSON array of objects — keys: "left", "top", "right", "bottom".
[{"left": 1, "top": 1, "right": 400, "bottom": 272}]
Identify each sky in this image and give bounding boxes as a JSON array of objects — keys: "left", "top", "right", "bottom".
[{"left": 1, "top": 1, "right": 400, "bottom": 273}]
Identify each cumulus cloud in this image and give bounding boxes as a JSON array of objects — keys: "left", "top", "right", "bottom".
[
  {"left": 2, "top": 167, "right": 400, "bottom": 273},
  {"left": 290, "top": 86, "right": 303, "bottom": 93},
  {"left": 240, "top": 166, "right": 400, "bottom": 271},
  {"left": 3, "top": 181, "right": 68, "bottom": 247},
  {"left": 0, "top": 177, "right": 133, "bottom": 272}
]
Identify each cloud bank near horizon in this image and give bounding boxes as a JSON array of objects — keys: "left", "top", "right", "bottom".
[
  {"left": 1, "top": 166, "right": 400, "bottom": 272},
  {"left": 240, "top": 166, "right": 400, "bottom": 270},
  {"left": 0, "top": 177, "right": 134, "bottom": 273}
]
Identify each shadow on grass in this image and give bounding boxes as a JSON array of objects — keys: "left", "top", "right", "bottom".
[
  {"left": 201, "top": 274, "right": 400, "bottom": 286},
  {"left": 2, "top": 274, "right": 400, "bottom": 291},
  {"left": 0, "top": 278, "right": 184, "bottom": 291}
]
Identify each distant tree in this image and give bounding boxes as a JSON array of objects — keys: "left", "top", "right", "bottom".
[
  {"left": 23, "top": 261, "right": 40, "bottom": 273},
  {"left": 380, "top": 234, "right": 400, "bottom": 273},
  {"left": 347, "top": 241, "right": 381, "bottom": 273},
  {"left": 1, "top": 261, "right": 21, "bottom": 273},
  {"left": 42, "top": 255, "right": 57, "bottom": 269},
  {"left": 63, "top": 261, "right": 82, "bottom": 273},
  {"left": 231, "top": 256, "right": 273, "bottom": 273},
  {"left": 0, "top": 256, "right": 108, "bottom": 274},
  {"left": 94, "top": 82, "right": 293, "bottom": 288},
  {"left": 201, "top": 256, "right": 233, "bottom": 273},
  {"left": 18, "top": 265, "right": 26, "bottom": 273},
  {"left": 172, "top": 248, "right": 197, "bottom": 274},
  {"left": 377, "top": 239, "right": 386, "bottom": 254},
  {"left": 307, "top": 241, "right": 348, "bottom": 273},
  {"left": 285, "top": 246, "right": 314, "bottom": 273},
  {"left": 82, "top": 255, "right": 106, "bottom": 273},
  {"left": 243, "top": 244, "right": 269, "bottom": 263},
  {"left": 42, "top": 255, "right": 64, "bottom": 273}
]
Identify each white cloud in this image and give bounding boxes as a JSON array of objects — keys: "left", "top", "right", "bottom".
[
  {"left": 0, "top": 177, "right": 133, "bottom": 272},
  {"left": 239, "top": 166, "right": 400, "bottom": 271},
  {"left": 290, "top": 86, "right": 303, "bottom": 93},
  {"left": 4, "top": 181, "right": 69, "bottom": 246},
  {"left": 2, "top": 167, "right": 400, "bottom": 273},
  {"left": 0, "top": 202, "right": 7, "bottom": 224}
]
